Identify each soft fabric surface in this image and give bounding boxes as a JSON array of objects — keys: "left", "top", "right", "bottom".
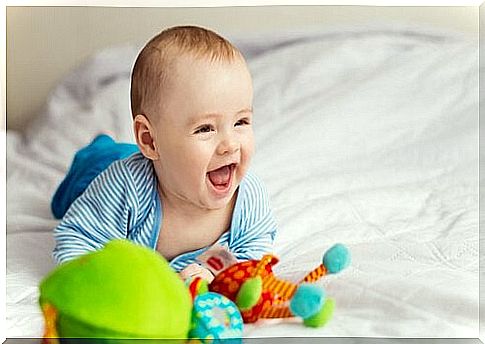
[{"left": 7, "top": 24, "right": 478, "bottom": 338}]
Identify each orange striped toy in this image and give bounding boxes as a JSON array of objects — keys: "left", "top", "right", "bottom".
[{"left": 208, "top": 243, "right": 350, "bottom": 326}]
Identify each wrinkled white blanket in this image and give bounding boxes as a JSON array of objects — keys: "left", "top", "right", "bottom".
[{"left": 6, "top": 25, "right": 478, "bottom": 338}]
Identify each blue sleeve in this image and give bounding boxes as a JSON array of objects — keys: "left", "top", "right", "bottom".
[
  {"left": 52, "top": 160, "right": 137, "bottom": 264},
  {"left": 230, "top": 172, "right": 278, "bottom": 261}
]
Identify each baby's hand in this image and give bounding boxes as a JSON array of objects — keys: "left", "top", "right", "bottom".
[{"left": 179, "top": 263, "right": 214, "bottom": 283}]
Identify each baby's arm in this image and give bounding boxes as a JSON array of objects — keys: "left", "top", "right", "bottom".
[
  {"left": 230, "top": 173, "right": 278, "bottom": 261},
  {"left": 53, "top": 161, "right": 134, "bottom": 264}
]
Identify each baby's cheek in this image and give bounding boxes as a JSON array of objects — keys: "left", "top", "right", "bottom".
[
  {"left": 244, "top": 135, "right": 255, "bottom": 161},
  {"left": 241, "top": 143, "right": 254, "bottom": 173}
]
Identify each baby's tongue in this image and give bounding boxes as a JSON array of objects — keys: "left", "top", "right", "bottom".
[{"left": 208, "top": 165, "right": 231, "bottom": 185}]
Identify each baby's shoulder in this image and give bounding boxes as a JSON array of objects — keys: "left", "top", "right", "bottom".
[
  {"left": 240, "top": 171, "right": 267, "bottom": 191},
  {"left": 238, "top": 171, "right": 270, "bottom": 206},
  {"left": 232, "top": 172, "right": 273, "bottom": 229},
  {"left": 104, "top": 152, "right": 156, "bottom": 191},
  {"left": 116, "top": 152, "right": 155, "bottom": 178}
]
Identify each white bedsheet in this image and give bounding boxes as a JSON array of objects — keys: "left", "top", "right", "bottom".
[{"left": 6, "top": 24, "right": 479, "bottom": 338}]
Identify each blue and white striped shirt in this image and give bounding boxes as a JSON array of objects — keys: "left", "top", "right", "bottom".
[{"left": 53, "top": 152, "right": 277, "bottom": 271}]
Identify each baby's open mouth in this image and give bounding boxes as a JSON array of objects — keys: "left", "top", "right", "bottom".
[{"left": 207, "top": 163, "right": 236, "bottom": 190}]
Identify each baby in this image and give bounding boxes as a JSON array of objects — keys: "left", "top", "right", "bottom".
[{"left": 52, "top": 26, "right": 278, "bottom": 282}]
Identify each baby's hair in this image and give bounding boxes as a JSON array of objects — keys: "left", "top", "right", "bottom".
[{"left": 130, "top": 25, "right": 243, "bottom": 119}]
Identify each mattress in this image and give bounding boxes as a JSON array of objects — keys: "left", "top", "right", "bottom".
[{"left": 6, "top": 24, "right": 479, "bottom": 338}]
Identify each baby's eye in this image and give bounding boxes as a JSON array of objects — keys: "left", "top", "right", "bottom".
[
  {"left": 194, "top": 125, "right": 214, "bottom": 134},
  {"left": 235, "top": 118, "right": 251, "bottom": 127}
]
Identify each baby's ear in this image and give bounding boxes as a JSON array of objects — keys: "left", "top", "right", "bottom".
[{"left": 133, "top": 114, "right": 159, "bottom": 160}]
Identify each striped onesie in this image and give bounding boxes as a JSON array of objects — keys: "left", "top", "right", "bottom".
[{"left": 53, "top": 151, "right": 278, "bottom": 272}]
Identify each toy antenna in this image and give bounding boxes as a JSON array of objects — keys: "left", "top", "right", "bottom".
[{"left": 300, "top": 263, "right": 328, "bottom": 283}]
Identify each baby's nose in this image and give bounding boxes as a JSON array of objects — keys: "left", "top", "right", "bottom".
[{"left": 217, "top": 136, "right": 240, "bottom": 155}]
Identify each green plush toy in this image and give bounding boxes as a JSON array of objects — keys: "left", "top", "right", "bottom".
[{"left": 39, "top": 239, "right": 192, "bottom": 342}]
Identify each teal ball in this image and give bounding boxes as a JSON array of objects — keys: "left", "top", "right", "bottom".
[
  {"left": 289, "top": 284, "right": 325, "bottom": 319},
  {"left": 323, "top": 243, "right": 351, "bottom": 274}
]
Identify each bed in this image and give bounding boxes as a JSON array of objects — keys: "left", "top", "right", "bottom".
[{"left": 6, "top": 24, "right": 479, "bottom": 338}]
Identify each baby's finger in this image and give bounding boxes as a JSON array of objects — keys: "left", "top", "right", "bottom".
[
  {"left": 179, "top": 263, "right": 203, "bottom": 280},
  {"left": 184, "top": 263, "right": 201, "bottom": 271},
  {"left": 198, "top": 268, "right": 215, "bottom": 283},
  {"left": 189, "top": 267, "right": 214, "bottom": 283}
]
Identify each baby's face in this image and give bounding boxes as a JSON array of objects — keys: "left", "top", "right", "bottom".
[{"left": 152, "top": 55, "right": 254, "bottom": 210}]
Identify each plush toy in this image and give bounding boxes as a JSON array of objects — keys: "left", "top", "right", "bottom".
[
  {"left": 39, "top": 239, "right": 349, "bottom": 342},
  {"left": 186, "top": 279, "right": 243, "bottom": 342},
  {"left": 207, "top": 243, "right": 351, "bottom": 327},
  {"left": 39, "top": 239, "right": 243, "bottom": 343}
]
